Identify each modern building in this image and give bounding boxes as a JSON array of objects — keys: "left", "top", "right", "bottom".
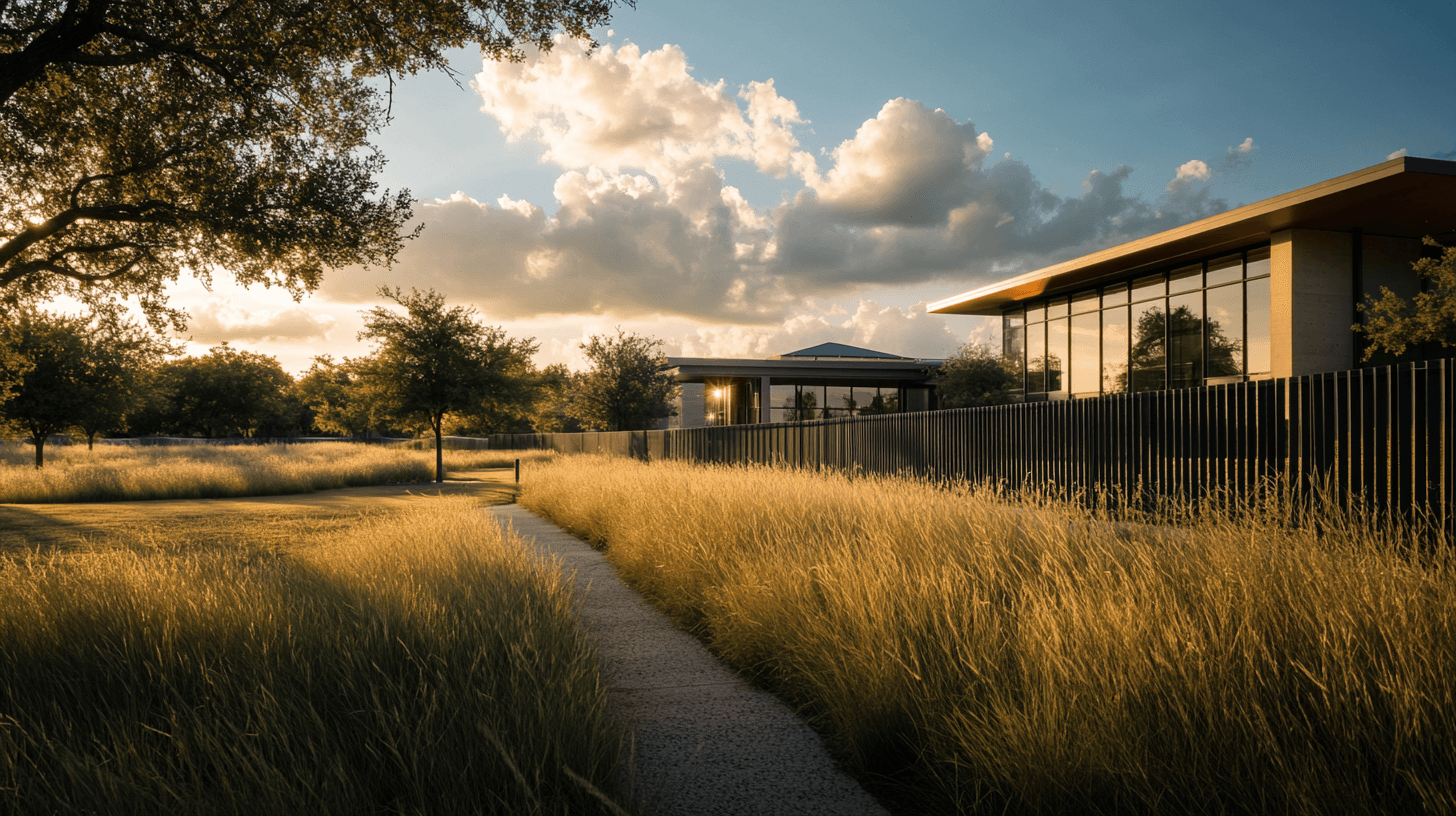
[
  {"left": 929, "top": 156, "right": 1456, "bottom": 401},
  {"left": 662, "top": 342, "right": 940, "bottom": 428}
]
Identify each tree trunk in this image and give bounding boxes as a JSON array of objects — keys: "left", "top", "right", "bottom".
[
  {"left": 33, "top": 436, "right": 44, "bottom": 469},
  {"left": 434, "top": 416, "right": 444, "bottom": 483},
  {"left": 86, "top": 431, "right": 96, "bottom": 451}
]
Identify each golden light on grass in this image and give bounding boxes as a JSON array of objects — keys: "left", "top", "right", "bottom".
[
  {"left": 0, "top": 497, "right": 628, "bottom": 815},
  {"left": 0, "top": 443, "right": 559, "bottom": 504},
  {"left": 521, "top": 455, "right": 1456, "bottom": 815}
]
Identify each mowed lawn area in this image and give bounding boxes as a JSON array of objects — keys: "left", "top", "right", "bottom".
[
  {"left": 522, "top": 455, "right": 1456, "bottom": 816},
  {"left": 0, "top": 471, "right": 634, "bottom": 816}
]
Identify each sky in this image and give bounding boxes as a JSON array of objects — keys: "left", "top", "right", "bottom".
[{"left": 163, "top": 0, "right": 1456, "bottom": 374}]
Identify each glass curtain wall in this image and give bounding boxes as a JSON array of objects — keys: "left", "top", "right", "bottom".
[
  {"left": 1005, "top": 245, "right": 1272, "bottom": 398},
  {"left": 768, "top": 384, "right": 906, "bottom": 422}
]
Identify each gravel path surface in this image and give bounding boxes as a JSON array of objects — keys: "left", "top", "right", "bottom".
[{"left": 486, "top": 504, "right": 888, "bottom": 816}]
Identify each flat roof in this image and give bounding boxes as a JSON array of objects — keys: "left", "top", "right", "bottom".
[
  {"left": 663, "top": 356, "right": 936, "bottom": 383},
  {"left": 929, "top": 156, "right": 1456, "bottom": 316}
]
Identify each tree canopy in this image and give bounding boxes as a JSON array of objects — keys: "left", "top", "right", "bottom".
[
  {"left": 155, "top": 343, "right": 295, "bottom": 438},
  {"left": 933, "top": 341, "right": 1019, "bottom": 408},
  {"left": 0, "top": 0, "right": 624, "bottom": 327},
  {"left": 357, "top": 287, "right": 536, "bottom": 481},
  {"left": 572, "top": 330, "right": 678, "bottom": 431},
  {"left": 1357, "top": 238, "right": 1456, "bottom": 360}
]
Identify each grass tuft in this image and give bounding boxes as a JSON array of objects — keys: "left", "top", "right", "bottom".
[{"left": 521, "top": 455, "right": 1456, "bottom": 816}]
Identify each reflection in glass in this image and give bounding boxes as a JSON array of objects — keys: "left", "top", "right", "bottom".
[
  {"left": 1027, "top": 304, "right": 1046, "bottom": 323},
  {"left": 791, "top": 387, "right": 819, "bottom": 421},
  {"left": 1205, "top": 284, "right": 1244, "bottom": 377},
  {"left": 1131, "top": 303, "right": 1166, "bottom": 392},
  {"left": 1246, "top": 276, "right": 1271, "bottom": 375},
  {"left": 1070, "top": 311, "right": 1100, "bottom": 393},
  {"left": 1103, "top": 284, "right": 1128, "bottom": 307},
  {"left": 772, "top": 384, "right": 796, "bottom": 411},
  {"left": 1047, "top": 298, "right": 1070, "bottom": 318},
  {"left": 1246, "top": 248, "right": 1271, "bottom": 279},
  {"left": 1167, "top": 292, "right": 1203, "bottom": 388},
  {"left": 1047, "top": 317, "right": 1068, "bottom": 392},
  {"left": 1003, "top": 310, "right": 1025, "bottom": 391},
  {"left": 1102, "top": 305, "right": 1129, "bottom": 393},
  {"left": 1207, "top": 254, "right": 1242, "bottom": 286},
  {"left": 1072, "top": 292, "right": 1099, "bottom": 314},
  {"left": 1132, "top": 274, "right": 1165, "bottom": 303},
  {"left": 860, "top": 388, "right": 899, "bottom": 414},
  {"left": 1169, "top": 264, "right": 1202, "bottom": 294},
  {"left": 1027, "top": 321, "right": 1046, "bottom": 392},
  {"left": 825, "top": 385, "right": 854, "bottom": 417}
]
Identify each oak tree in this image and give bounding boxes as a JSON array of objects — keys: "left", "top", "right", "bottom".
[
  {"left": 933, "top": 341, "right": 1019, "bottom": 408},
  {"left": 571, "top": 330, "right": 678, "bottom": 431},
  {"left": 357, "top": 287, "right": 536, "bottom": 482},
  {"left": 1357, "top": 237, "right": 1456, "bottom": 359},
  {"left": 1, "top": 0, "right": 624, "bottom": 326}
]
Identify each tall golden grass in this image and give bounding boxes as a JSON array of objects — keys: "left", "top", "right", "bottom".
[
  {"left": 0, "top": 497, "right": 629, "bottom": 815},
  {"left": 0, "top": 443, "right": 556, "bottom": 503},
  {"left": 521, "top": 456, "right": 1456, "bottom": 815}
]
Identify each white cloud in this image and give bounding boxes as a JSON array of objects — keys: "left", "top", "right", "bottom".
[
  {"left": 1231, "top": 137, "right": 1255, "bottom": 154},
  {"left": 677, "top": 300, "right": 968, "bottom": 360},
  {"left": 1167, "top": 159, "right": 1212, "bottom": 192},
  {"left": 326, "top": 38, "right": 1236, "bottom": 326},
  {"left": 1388, "top": 148, "right": 1408, "bottom": 160},
  {"left": 180, "top": 299, "right": 336, "bottom": 344}
]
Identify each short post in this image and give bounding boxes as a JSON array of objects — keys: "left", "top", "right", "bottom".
[{"left": 514, "top": 458, "right": 520, "bottom": 484}]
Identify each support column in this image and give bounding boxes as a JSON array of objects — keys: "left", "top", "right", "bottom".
[
  {"left": 759, "top": 377, "right": 772, "bottom": 424},
  {"left": 1270, "top": 228, "right": 1355, "bottom": 378}
]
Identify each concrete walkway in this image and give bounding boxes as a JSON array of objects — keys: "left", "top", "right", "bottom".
[{"left": 486, "top": 504, "right": 888, "bottom": 816}]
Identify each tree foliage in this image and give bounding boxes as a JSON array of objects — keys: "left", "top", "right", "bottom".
[
  {"left": 1357, "top": 237, "right": 1456, "bottom": 360},
  {"left": 153, "top": 344, "right": 295, "bottom": 438},
  {"left": 296, "top": 355, "right": 392, "bottom": 438},
  {"left": 357, "top": 287, "right": 536, "bottom": 481},
  {"left": 933, "top": 341, "right": 1019, "bottom": 408},
  {"left": 0, "top": 0, "right": 624, "bottom": 325},
  {"left": 0, "top": 306, "right": 174, "bottom": 464},
  {"left": 571, "top": 330, "right": 678, "bottom": 431}
]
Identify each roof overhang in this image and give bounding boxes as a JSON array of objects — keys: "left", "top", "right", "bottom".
[
  {"left": 663, "top": 357, "right": 934, "bottom": 383},
  {"left": 929, "top": 157, "right": 1456, "bottom": 316}
]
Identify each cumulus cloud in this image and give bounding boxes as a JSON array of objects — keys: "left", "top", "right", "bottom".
[
  {"left": 1388, "top": 148, "right": 1409, "bottom": 160},
  {"left": 181, "top": 300, "right": 336, "bottom": 343},
  {"left": 326, "top": 37, "right": 1236, "bottom": 323},
  {"left": 676, "top": 300, "right": 966, "bottom": 360},
  {"left": 1224, "top": 137, "right": 1257, "bottom": 170}
]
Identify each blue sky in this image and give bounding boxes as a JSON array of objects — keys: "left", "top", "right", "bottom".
[{"left": 169, "top": 0, "right": 1456, "bottom": 372}]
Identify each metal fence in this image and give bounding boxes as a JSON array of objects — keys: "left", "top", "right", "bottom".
[{"left": 485, "top": 360, "right": 1456, "bottom": 530}]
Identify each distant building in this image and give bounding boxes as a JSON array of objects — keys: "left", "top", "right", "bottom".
[
  {"left": 929, "top": 156, "right": 1456, "bottom": 400},
  {"left": 662, "top": 342, "right": 941, "bottom": 428}
]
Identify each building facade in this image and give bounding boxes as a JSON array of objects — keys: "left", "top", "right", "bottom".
[
  {"left": 929, "top": 157, "right": 1456, "bottom": 400},
  {"left": 662, "top": 342, "right": 939, "bottom": 428}
]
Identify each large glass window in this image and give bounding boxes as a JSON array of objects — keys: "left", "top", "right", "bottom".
[
  {"left": 1131, "top": 301, "right": 1166, "bottom": 392},
  {"left": 1102, "top": 305, "right": 1129, "bottom": 393},
  {"left": 1027, "top": 319, "right": 1046, "bottom": 392},
  {"left": 1207, "top": 254, "right": 1242, "bottom": 286},
  {"left": 1167, "top": 292, "right": 1203, "bottom": 388},
  {"left": 1246, "top": 275, "right": 1272, "bottom": 375},
  {"left": 1047, "top": 317, "right": 1068, "bottom": 393},
  {"left": 1003, "top": 309, "right": 1025, "bottom": 392},
  {"left": 825, "top": 385, "right": 854, "bottom": 418},
  {"left": 1007, "top": 244, "right": 1271, "bottom": 395},
  {"left": 1070, "top": 311, "right": 1100, "bottom": 394},
  {"left": 1205, "top": 283, "right": 1243, "bottom": 377}
]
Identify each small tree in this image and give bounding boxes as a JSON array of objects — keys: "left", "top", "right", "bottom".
[
  {"left": 71, "top": 307, "right": 179, "bottom": 448},
  {"left": 572, "top": 330, "right": 679, "bottom": 431},
  {"left": 357, "top": 288, "right": 537, "bottom": 482},
  {"left": 0, "top": 309, "right": 90, "bottom": 466},
  {"left": 933, "top": 341, "right": 1019, "bottom": 408},
  {"left": 529, "top": 363, "right": 585, "bottom": 433},
  {"left": 1356, "top": 237, "right": 1456, "bottom": 359},
  {"left": 297, "top": 355, "right": 390, "bottom": 438}
]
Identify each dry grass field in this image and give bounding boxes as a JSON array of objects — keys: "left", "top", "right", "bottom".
[
  {"left": 521, "top": 455, "right": 1456, "bottom": 816},
  {"left": 0, "top": 478, "right": 633, "bottom": 815},
  {"left": 0, "top": 442, "right": 557, "bottom": 503}
]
